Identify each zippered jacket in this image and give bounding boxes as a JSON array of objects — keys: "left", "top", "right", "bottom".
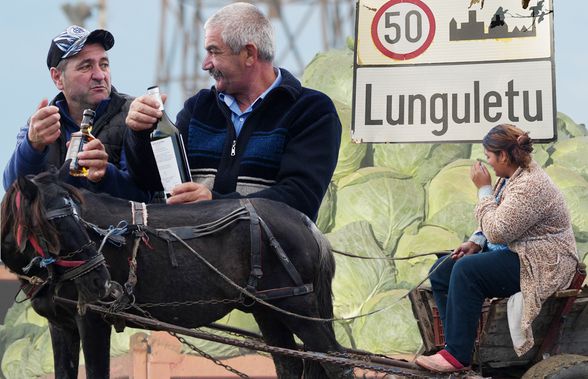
[{"left": 124, "top": 69, "right": 341, "bottom": 220}]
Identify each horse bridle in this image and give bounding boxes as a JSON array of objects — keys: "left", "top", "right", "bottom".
[{"left": 16, "top": 190, "right": 107, "bottom": 283}]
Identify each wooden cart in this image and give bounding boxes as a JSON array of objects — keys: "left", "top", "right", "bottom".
[{"left": 409, "top": 263, "right": 588, "bottom": 378}]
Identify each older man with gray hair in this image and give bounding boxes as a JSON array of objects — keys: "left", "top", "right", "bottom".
[{"left": 125, "top": 2, "right": 341, "bottom": 222}]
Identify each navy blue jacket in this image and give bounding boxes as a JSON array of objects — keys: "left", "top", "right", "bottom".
[{"left": 125, "top": 69, "right": 341, "bottom": 220}]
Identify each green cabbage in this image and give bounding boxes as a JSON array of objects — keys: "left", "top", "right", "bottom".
[
  {"left": 557, "top": 112, "right": 588, "bottom": 139},
  {"left": 332, "top": 101, "right": 368, "bottom": 182},
  {"left": 550, "top": 136, "right": 588, "bottom": 181},
  {"left": 328, "top": 221, "right": 395, "bottom": 318},
  {"left": 351, "top": 290, "right": 421, "bottom": 354},
  {"left": 545, "top": 165, "right": 588, "bottom": 242},
  {"left": 1, "top": 328, "right": 52, "bottom": 379},
  {"left": 426, "top": 159, "right": 481, "bottom": 239},
  {"left": 394, "top": 225, "right": 462, "bottom": 287},
  {"left": 316, "top": 181, "right": 337, "bottom": 233},
  {"left": 332, "top": 167, "right": 425, "bottom": 253},
  {"left": 374, "top": 143, "right": 471, "bottom": 184},
  {"left": 302, "top": 48, "right": 354, "bottom": 107},
  {"left": 327, "top": 221, "right": 397, "bottom": 349}
]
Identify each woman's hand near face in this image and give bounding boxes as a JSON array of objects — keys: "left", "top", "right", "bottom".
[{"left": 470, "top": 160, "right": 492, "bottom": 189}]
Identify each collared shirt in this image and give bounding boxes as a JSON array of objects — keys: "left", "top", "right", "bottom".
[{"left": 218, "top": 68, "right": 282, "bottom": 137}]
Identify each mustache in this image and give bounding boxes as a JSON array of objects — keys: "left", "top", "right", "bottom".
[{"left": 208, "top": 69, "right": 223, "bottom": 80}]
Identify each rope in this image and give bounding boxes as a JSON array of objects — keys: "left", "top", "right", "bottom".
[
  {"left": 331, "top": 248, "right": 452, "bottom": 261},
  {"left": 97, "top": 221, "right": 128, "bottom": 253}
]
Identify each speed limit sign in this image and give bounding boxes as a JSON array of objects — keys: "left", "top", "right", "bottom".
[{"left": 371, "top": 0, "right": 436, "bottom": 60}]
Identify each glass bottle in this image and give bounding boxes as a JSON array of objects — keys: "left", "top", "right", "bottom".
[
  {"left": 147, "top": 86, "right": 192, "bottom": 196},
  {"left": 65, "top": 108, "right": 96, "bottom": 177}
]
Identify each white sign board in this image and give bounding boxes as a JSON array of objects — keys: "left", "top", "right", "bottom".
[{"left": 352, "top": 0, "right": 556, "bottom": 143}]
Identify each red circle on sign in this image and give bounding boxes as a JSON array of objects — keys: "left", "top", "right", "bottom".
[{"left": 371, "top": 0, "right": 436, "bottom": 60}]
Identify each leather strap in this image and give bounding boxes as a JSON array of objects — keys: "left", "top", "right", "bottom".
[
  {"left": 259, "top": 217, "right": 304, "bottom": 286},
  {"left": 130, "top": 202, "right": 148, "bottom": 226}
]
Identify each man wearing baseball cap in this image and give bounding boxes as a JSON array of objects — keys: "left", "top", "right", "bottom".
[{"left": 3, "top": 25, "right": 150, "bottom": 201}]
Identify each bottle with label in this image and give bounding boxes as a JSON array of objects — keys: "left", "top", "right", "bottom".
[
  {"left": 65, "top": 108, "right": 96, "bottom": 177},
  {"left": 147, "top": 86, "right": 192, "bottom": 195}
]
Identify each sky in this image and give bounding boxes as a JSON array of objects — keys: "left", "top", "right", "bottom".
[{"left": 0, "top": 0, "right": 586, "bottom": 198}]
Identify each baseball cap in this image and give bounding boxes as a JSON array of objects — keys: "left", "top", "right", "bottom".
[{"left": 46, "top": 25, "right": 114, "bottom": 69}]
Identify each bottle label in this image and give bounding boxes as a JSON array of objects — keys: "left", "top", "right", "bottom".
[
  {"left": 151, "top": 137, "right": 182, "bottom": 194},
  {"left": 66, "top": 133, "right": 83, "bottom": 170}
]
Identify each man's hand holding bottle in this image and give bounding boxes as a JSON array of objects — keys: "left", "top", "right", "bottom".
[
  {"left": 126, "top": 94, "right": 167, "bottom": 132},
  {"left": 126, "top": 89, "right": 199, "bottom": 204},
  {"left": 76, "top": 139, "right": 109, "bottom": 183},
  {"left": 166, "top": 182, "right": 212, "bottom": 204}
]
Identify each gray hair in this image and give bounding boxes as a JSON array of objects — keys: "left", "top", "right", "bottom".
[
  {"left": 55, "top": 58, "right": 69, "bottom": 72},
  {"left": 204, "top": 2, "right": 275, "bottom": 62}
]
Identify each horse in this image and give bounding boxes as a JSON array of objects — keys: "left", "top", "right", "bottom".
[{"left": 1, "top": 168, "right": 354, "bottom": 379}]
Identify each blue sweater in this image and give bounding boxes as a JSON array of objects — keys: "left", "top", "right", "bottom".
[
  {"left": 125, "top": 69, "right": 341, "bottom": 220},
  {"left": 3, "top": 90, "right": 151, "bottom": 202}
]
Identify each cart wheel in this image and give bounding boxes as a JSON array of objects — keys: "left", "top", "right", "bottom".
[{"left": 522, "top": 354, "right": 588, "bottom": 379}]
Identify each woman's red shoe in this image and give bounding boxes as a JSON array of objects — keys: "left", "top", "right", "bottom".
[{"left": 415, "top": 349, "right": 470, "bottom": 373}]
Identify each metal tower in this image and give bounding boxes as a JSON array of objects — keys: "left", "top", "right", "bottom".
[{"left": 155, "top": 0, "right": 355, "bottom": 99}]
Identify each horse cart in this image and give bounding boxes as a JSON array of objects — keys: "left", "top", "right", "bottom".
[{"left": 58, "top": 259, "right": 587, "bottom": 379}]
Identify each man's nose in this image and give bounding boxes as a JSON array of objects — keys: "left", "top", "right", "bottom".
[
  {"left": 202, "top": 55, "right": 212, "bottom": 71},
  {"left": 92, "top": 66, "right": 107, "bottom": 81}
]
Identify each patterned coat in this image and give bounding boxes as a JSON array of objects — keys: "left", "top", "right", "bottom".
[{"left": 475, "top": 161, "right": 578, "bottom": 355}]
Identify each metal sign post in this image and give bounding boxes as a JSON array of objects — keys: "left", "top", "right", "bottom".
[{"left": 352, "top": 0, "right": 556, "bottom": 143}]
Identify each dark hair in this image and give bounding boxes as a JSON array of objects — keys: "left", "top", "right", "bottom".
[{"left": 482, "top": 124, "right": 534, "bottom": 168}]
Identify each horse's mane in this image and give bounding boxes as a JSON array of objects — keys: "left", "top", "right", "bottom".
[{"left": 1, "top": 171, "right": 84, "bottom": 255}]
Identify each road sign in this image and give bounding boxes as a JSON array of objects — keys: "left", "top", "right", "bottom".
[
  {"left": 352, "top": 0, "right": 556, "bottom": 143},
  {"left": 371, "top": 0, "right": 436, "bottom": 60}
]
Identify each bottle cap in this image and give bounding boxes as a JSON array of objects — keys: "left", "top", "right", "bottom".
[
  {"left": 82, "top": 109, "right": 96, "bottom": 118},
  {"left": 147, "top": 85, "right": 164, "bottom": 111}
]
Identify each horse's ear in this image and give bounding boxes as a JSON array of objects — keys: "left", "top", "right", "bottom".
[
  {"left": 16, "top": 176, "right": 38, "bottom": 202},
  {"left": 58, "top": 159, "right": 71, "bottom": 182}
]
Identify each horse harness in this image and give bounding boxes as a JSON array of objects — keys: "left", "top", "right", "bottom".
[
  {"left": 119, "top": 199, "right": 313, "bottom": 303},
  {"left": 15, "top": 191, "right": 107, "bottom": 299}
]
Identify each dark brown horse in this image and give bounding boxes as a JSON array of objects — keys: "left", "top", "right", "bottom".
[{"left": 1, "top": 169, "right": 353, "bottom": 379}]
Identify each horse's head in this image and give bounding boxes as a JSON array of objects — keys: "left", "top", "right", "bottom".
[{"left": 1, "top": 168, "right": 112, "bottom": 312}]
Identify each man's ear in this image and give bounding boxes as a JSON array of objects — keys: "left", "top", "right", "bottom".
[
  {"left": 50, "top": 67, "right": 64, "bottom": 90},
  {"left": 243, "top": 44, "right": 257, "bottom": 66}
]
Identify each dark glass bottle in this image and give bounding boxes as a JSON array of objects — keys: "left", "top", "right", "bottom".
[
  {"left": 148, "top": 86, "right": 192, "bottom": 195},
  {"left": 66, "top": 108, "right": 96, "bottom": 177}
]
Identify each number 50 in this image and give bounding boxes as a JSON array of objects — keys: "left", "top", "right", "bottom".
[{"left": 385, "top": 10, "right": 423, "bottom": 44}]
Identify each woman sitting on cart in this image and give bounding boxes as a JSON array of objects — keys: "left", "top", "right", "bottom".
[{"left": 415, "top": 124, "right": 579, "bottom": 373}]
